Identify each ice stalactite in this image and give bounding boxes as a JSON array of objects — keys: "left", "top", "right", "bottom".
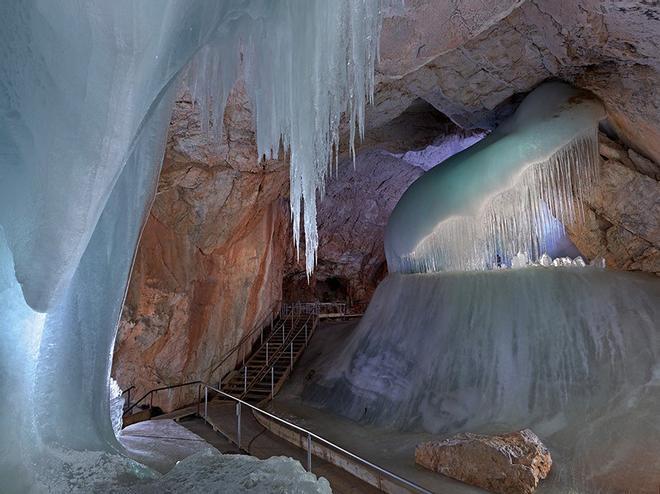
[
  {"left": 187, "top": 1, "right": 383, "bottom": 276},
  {"left": 385, "top": 82, "right": 605, "bottom": 273},
  {"left": 0, "top": 1, "right": 384, "bottom": 491}
]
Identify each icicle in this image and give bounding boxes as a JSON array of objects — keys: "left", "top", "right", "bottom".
[
  {"left": 386, "top": 82, "right": 606, "bottom": 274},
  {"left": 187, "top": 0, "right": 385, "bottom": 277},
  {"left": 399, "top": 131, "right": 600, "bottom": 272}
]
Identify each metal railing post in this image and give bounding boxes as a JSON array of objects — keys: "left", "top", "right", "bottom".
[
  {"left": 236, "top": 402, "right": 242, "bottom": 450},
  {"left": 204, "top": 386, "right": 208, "bottom": 419},
  {"left": 266, "top": 342, "right": 269, "bottom": 361},
  {"left": 243, "top": 366, "right": 247, "bottom": 393},
  {"left": 271, "top": 366, "right": 274, "bottom": 399},
  {"left": 290, "top": 342, "right": 293, "bottom": 369},
  {"left": 307, "top": 433, "right": 312, "bottom": 471},
  {"left": 123, "top": 381, "right": 433, "bottom": 494}
]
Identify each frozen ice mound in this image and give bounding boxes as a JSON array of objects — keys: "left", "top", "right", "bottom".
[
  {"left": 385, "top": 82, "right": 605, "bottom": 273},
  {"left": 304, "top": 269, "right": 660, "bottom": 492},
  {"left": 143, "top": 450, "right": 332, "bottom": 494},
  {"left": 30, "top": 448, "right": 330, "bottom": 493}
]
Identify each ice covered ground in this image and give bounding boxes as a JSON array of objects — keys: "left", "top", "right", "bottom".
[
  {"left": 304, "top": 268, "right": 660, "bottom": 493},
  {"left": 31, "top": 419, "right": 331, "bottom": 493}
]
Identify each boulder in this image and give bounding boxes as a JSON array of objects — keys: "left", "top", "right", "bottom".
[{"left": 415, "top": 429, "right": 552, "bottom": 494}]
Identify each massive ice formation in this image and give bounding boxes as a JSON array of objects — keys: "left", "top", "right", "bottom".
[
  {"left": 385, "top": 82, "right": 605, "bottom": 273},
  {"left": 0, "top": 1, "right": 382, "bottom": 490},
  {"left": 305, "top": 269, "right": 660, "bottom": 492}
]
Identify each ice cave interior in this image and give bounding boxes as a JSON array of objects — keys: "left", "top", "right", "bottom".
[{"left": 1, "top": 0, "right": 659, "bottom": 493}]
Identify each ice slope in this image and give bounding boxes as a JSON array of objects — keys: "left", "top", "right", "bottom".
[
  {"left": 0, "top": 1, "right": 382, "bottom": 490},
  {"left": 385, "top": 82, "right": 605, "bottom": 273},
  {"left": 304, "top": 269, "right": 660, "bottom": 492}
]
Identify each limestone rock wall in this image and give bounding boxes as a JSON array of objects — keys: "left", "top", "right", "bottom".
[
  {"left": 112, "top": 83, "right": 290, "bottom": 411},
  {"left": 567, "top": 134, "right": 660, "bottom": 274},
  {"left": 375, "top": 0, "right": 660, "bottom": 162}
]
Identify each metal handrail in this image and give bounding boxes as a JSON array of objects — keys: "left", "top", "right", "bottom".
[
  {"left": 124, "top": 302, "right": 281, "bottom": 416},
  {"left": 124, "top": 311, "right": 292, "bottom": 416},
  {"left": 239, "top": 312, "right": 314, "bottom": 397},
  {"left": 121, "top": 385, "right": 135, "bottom": 411},
  {"left": 281, "top": 301, "right": 347, "bottom": 316},
  {"left": 128, "top": 378, "right": 432, "bottom": 493},
  {"left": 225, "top": 316, "right": 289, "bottom": 391},
  {"left": 205, "top": 301, "right": 282, "bottom": 378}
]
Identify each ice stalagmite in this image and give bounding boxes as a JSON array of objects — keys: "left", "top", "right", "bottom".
[
  {"left": 0, "top": 1, "right": 383, "bottom": 491},
  {"left": 385, "top": 82, "right": 605, "bottom": 273}
]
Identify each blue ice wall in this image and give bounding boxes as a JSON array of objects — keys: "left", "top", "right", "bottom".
[{"left": 0, "top": 0, "right": 384, "bottom": 490}]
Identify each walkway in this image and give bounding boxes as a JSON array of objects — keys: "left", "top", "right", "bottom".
[{"left": 187, "top": 398, "right": 381, "bottom": 494}]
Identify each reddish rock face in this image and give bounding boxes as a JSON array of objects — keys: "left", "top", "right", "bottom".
[
  {"left": 415, "top": 429, "right": 552, "bottom": 494},
  {"left": 112, "top": 83, "right": 290, "bottom": 411}
]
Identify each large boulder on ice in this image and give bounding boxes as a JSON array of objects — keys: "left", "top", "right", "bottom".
[{"left": 415, "top": 429, "right": 552, "bottom": 494}]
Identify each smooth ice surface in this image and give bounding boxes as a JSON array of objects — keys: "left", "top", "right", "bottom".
[
  {"left": 119, "top": 419, "right": 214, "bottom": 474},
  {"left": 0, "top": 1, "right": 383, "bottom": 491},
  {"left": 304, "top": 269, "right": 660, "bottom": 492},
  {"left": 385, "top": 82, "right": 605, "bottom": 273},
  {"left": 109, "top": 378, "right": 124, "bottom": 436}
]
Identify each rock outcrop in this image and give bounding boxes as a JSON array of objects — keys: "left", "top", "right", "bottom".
[
  {"left": 566, "top": 133, "right": 660, "bottom": 274},
  {"left": 376, "top": 0, "right": 660, "bottom": 163},
  {"left": 112, "top": 83, "right": 290, "bottom": 411},
  {"left": 415, "top": 429, "right": 552, "bottom": 494}
]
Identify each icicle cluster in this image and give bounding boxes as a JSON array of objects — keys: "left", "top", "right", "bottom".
[
  {"left": 398, "top": 131, "right": 600, "bottom": 273},
  {"left": 187, "top": 1, "right": 384, "bottom": 276}
]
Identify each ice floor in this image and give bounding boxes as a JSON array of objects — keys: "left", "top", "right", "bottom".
[{"left": 119, "top": 419, "right": 215, "bottom": 474}]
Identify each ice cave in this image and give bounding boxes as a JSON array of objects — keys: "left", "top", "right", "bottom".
[{"left": 1, "top": 1, "right": 659, "bottom": 493}]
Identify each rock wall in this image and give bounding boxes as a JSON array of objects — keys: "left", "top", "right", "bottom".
[
  {"left": 375, "top": 0, "right": 660, "bottom": 162},
  {"left": 112, "top": 83, "right": 290, "bottom": 411},
  {"left": 567, "top": 133, "right": 660, "bottom": 274}
]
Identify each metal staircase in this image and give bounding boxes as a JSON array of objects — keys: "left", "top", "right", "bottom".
[
  {"left": 123, "top": 301, "right": 339, "bottom": 417},
  {"left": 219, "top": 311, "right": 317, "bottom": 405}
]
